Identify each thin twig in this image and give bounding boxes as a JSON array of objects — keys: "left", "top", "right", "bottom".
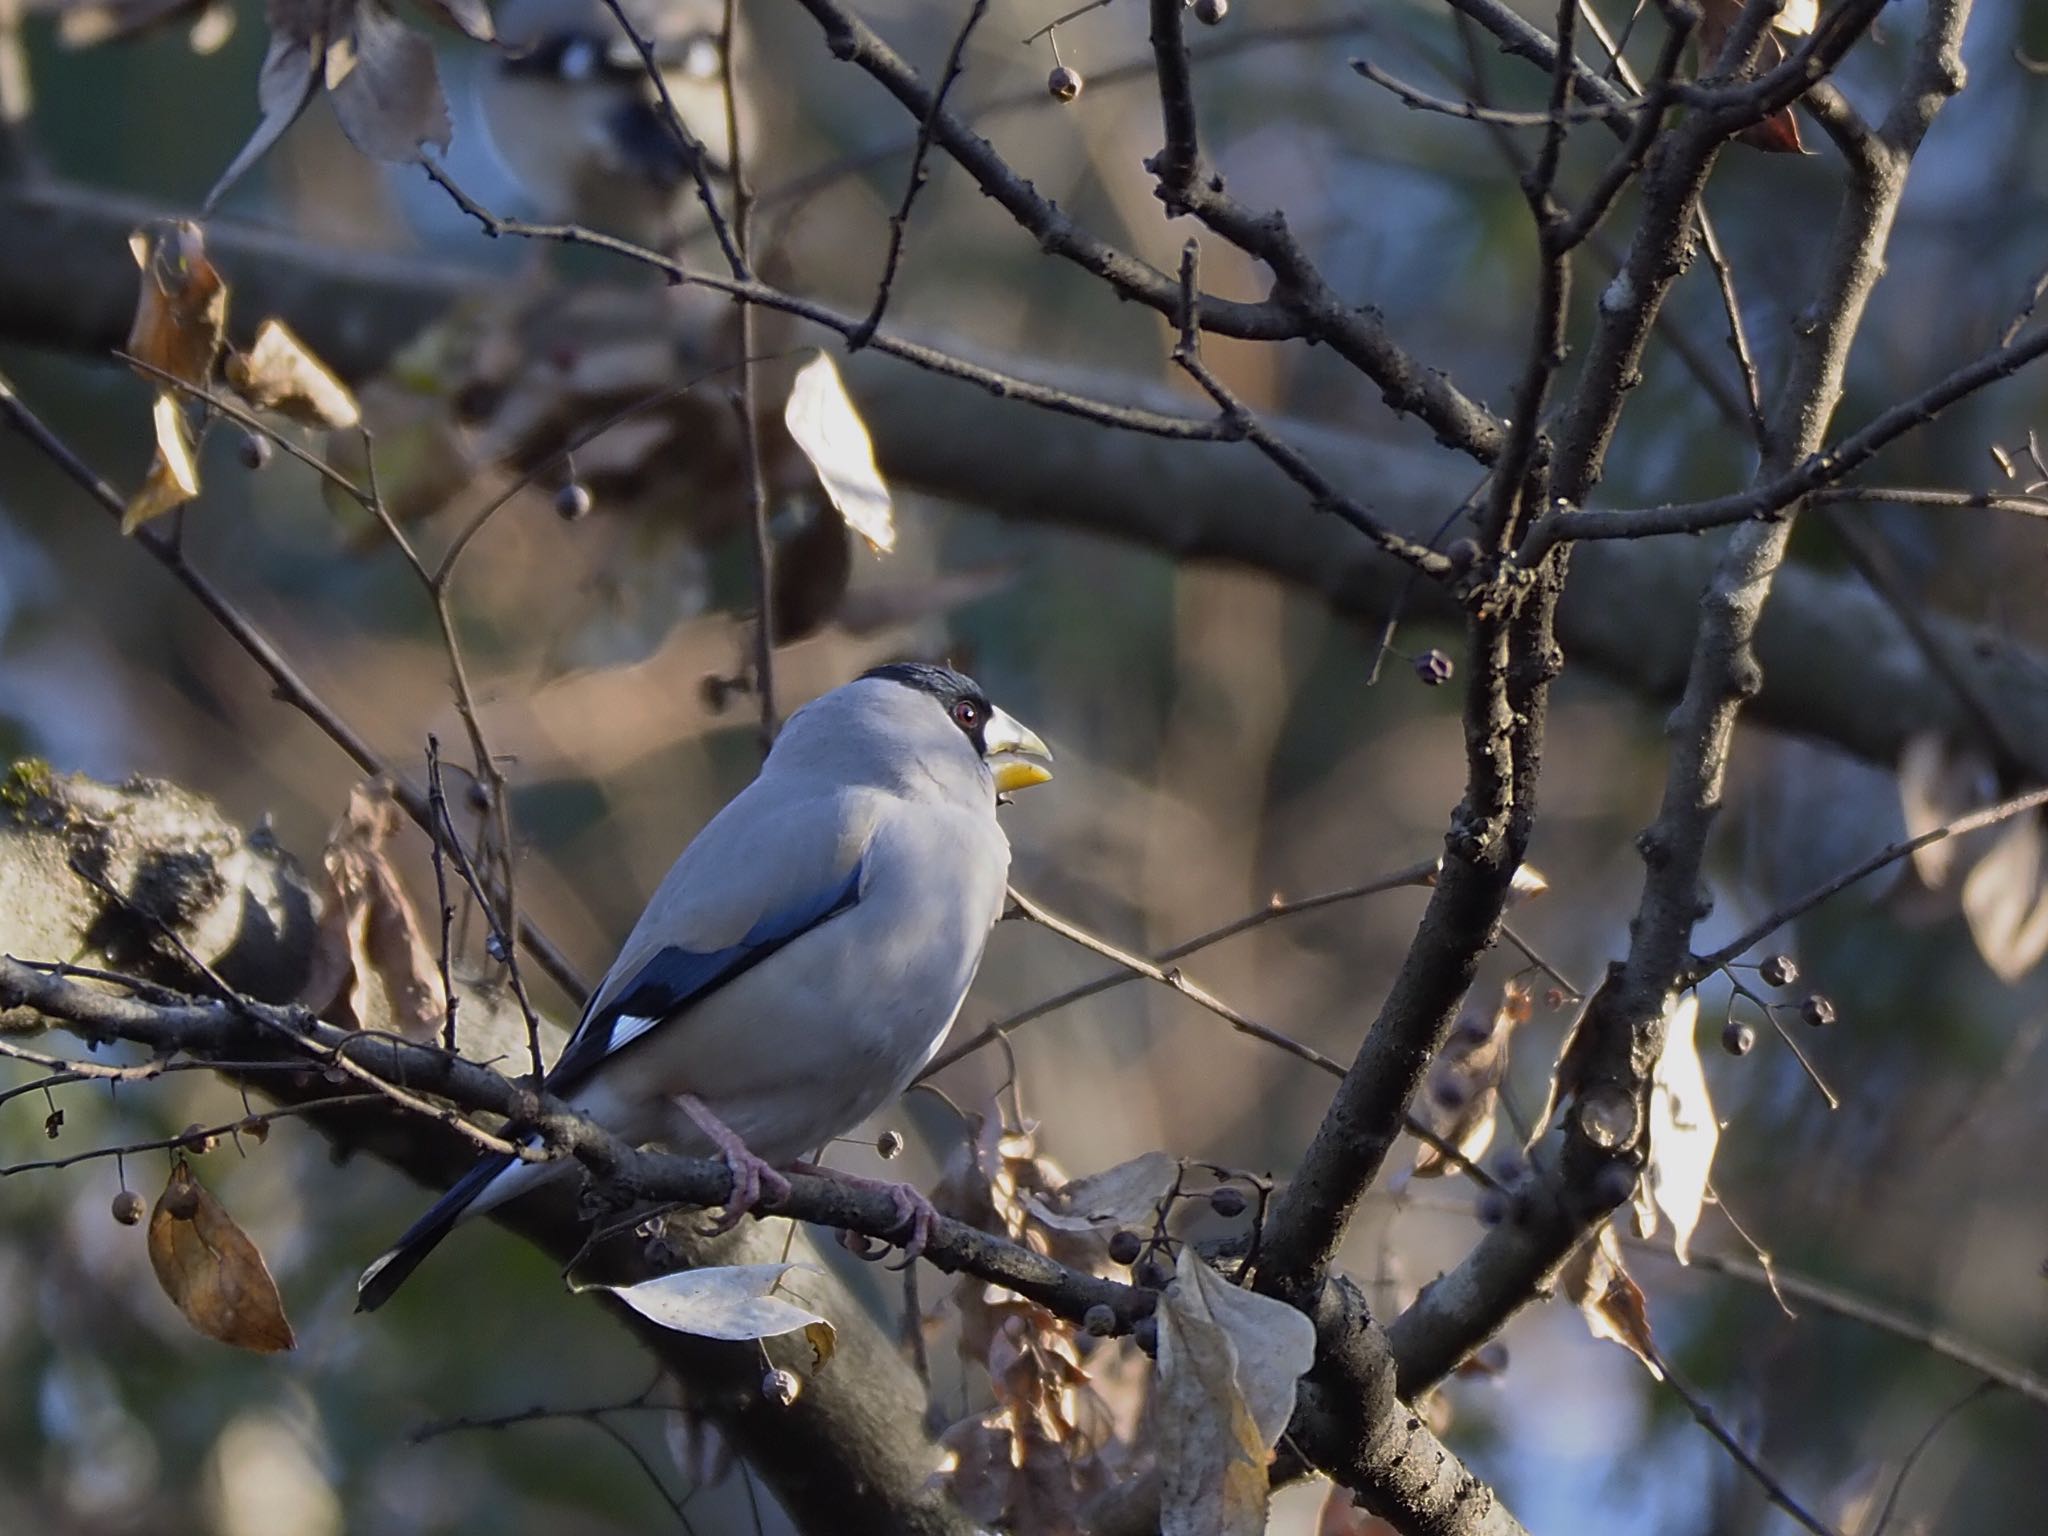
[
  {"left": 722, "top": 0, "right": 774, "bottom": 754},
  {"left": 1694, "top": 782, "right": 2048, "bottom": 975},
  {"left": 1869, "top": 1380, "right": 2001, "bottom": 1536},
  {"left": 1643, "top": 1341, "right": 1847, "bottom": 1536},
  {"left": 847, "top": 0, "right": 988, "bottom": 349},
  {"left": 923, "top": 860, "right": 1437, "bottom": 1077}
]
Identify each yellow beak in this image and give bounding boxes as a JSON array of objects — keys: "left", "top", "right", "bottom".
[{"left": 984, "top": 706, "right": 1053, "bottom": 793}]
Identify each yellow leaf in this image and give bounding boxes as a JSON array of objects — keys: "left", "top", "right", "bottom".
[{"left": 146, "top": 1157, "right": 296, "bottom": 1353}]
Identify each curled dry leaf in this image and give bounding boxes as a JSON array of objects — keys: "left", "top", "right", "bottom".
[
  {"left": 146, "top": 1157, "right": 296, "bottom": 1353},
  {"left": 1157, "top": 1246, "right": 1317, "bottom": 1536},
  {"left": 226, "top": 318, "right": 360, "bottom": 429},
  {"left": 124, "top": 393, "right": 203, "bottom": 533},
  {"left": 1697, "top": 0, "right": 1817, "bottom": 153},
  {"left": 1898, "top": 732, "right": 1997, "bottom": 889},
  {"left": 122, "top": 221, "right": 224, "bottom": 532},
  {"left": 304, "top": 780, "right": 445, "bottom": 1039},
  {"left": 1961, "top": 814, "right": 2048, "bottom": 983},
  {"left": 584, "top": 1263, "right": 835, "bottom": 1351},
  {"left": 1411, "top": 981, "right": 1527, "bottom": 1177},
  {"left": 206, "top": 0, "right": 455, "bottom": 210},
  {"left": 1561, "top": 1223, "right": 1660, "bottom": 1379},
  {"left": 784, "top": 352, "right": 896, "bottom": 554},
  {"left": 1025, "top": 1150, "right": 1177, "bottom": 1235},
  {"left": 1634, "top": 993, "right": 1716, "bottom": 1264},
  {"left": 126, "top": 220, "right": 226, "bottom": 389}
]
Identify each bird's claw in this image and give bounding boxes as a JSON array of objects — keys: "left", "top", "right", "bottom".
[
  {"left": 880, "top": 1182, "right": 939, "bottom": 1269},
  {"left": 794, "top": 1162, "right": 938, "bottom": 1266},
  {"left": 700, "top": 1148, "right": 791, "bottom": 1236}
]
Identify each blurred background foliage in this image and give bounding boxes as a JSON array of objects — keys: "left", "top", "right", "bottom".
[{"left": 3, "top": 0, "right": 2048, "bottom": 1532}]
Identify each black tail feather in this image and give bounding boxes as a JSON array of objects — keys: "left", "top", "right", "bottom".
[{"left": 355, "top": 1151, "right": 514, "bottom": 1313}]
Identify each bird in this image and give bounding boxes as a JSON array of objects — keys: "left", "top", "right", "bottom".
[
  {"left": 356, "top": 664, "right": 1052, "bottom": 1311},
  {"left": 475, "top": 0, "right": 755, "bottom": 246}
]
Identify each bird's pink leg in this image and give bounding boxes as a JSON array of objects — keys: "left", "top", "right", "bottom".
[
  {"left": 677, "top": 1095, "right": 792, "bottom": 1234},
  {"left": 790, "top": 1161, "right": 940, "bottom": 1265}
]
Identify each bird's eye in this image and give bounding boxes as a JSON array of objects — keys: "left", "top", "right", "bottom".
[{"left": 952, "top": 698, "right": 984, "bottom": 731}]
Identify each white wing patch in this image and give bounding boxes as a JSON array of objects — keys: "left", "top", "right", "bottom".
[{"left": 607, "top": 1014, "right": 663, "bottom": 1054}]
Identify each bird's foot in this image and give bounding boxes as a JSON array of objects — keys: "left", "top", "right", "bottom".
[
  {"left": 678, "top": 1095, "right": 791, "bottom": 1235},
  {"left": 793, "top": 1162, "right": 940, "bottom": 1267}
]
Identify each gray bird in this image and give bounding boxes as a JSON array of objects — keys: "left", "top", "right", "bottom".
[
  {"left": 476, "top": 0, "right": 754, "bottom": 245},
  {"left": 357, "top": 664, "right": 1052, "bottom": 1311}
]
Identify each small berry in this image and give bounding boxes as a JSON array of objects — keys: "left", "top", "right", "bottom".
[
  {"left": 237, "top": 432, "right": 272, "bottom": 470},
  {"left": 1444, "top": 537, "right": 1482, "bottom": 571},
  {"left": 1207, "top": 1186, "right": 1248, "bottom": 1219},
  {"left": 1760, "top": 954, "right": 1799, "bottom": 988},
  {"left": 761, "top": 1368, "right": 800, "bottom": 1406},
  {"left": 1132, "top": 1315, "right": 1159, "bottom": 1355},
  {"left": 1800, "top": 994, "right": 1836, "bottom": 1029},
  {"left": 1413, "top": 648, "right": 1454, "bottom": 686},
  {"left": 44, "top": 1108, "right": 62, "bottom": 1139},
  {"left": 1048, "top": 64, "right": 1083, "bottom": 102},
  {"left": 554, "top": 481, "right": 593, "bottom": 521},
  {"left": 1489, "top": 1150, "right": 1527, "bottom": 1186},
  {"left": 1082, "top": 1303, "right": 1117, "bottom": 1337},
  {"left": 466, "top": 780, "right": 493, "bottom": 811},
  {"left": 238, "top": 1116, "right": 270, "bottom": 1144},
  {"left": 1107, "top": 1229, "right": 1144, "bottom": 1266},
  {"left": 162, "top": 1182, "right": 200, "bottom": 1221},
  {"left": 875, "top": 1129, "right": 904, "bottom": 1161},
  {"left": 111, "top": 1189, "right": 145, "bottom": 1226},
  {"left": 486, "top": 931, "right": 509, "bottom": 962},
  {"left": 1191, "top": 0, "right": 1227, "bottom": 22},
  {"left": 179, "top": 1123, "right": 216, "bottom": 1154},
  {"left": 1476, "top": 1189, "right": 1509, "bottom": 1227},
  {"left": 1721, "top": 1020, "right": 1755, "bottom": 1057},
  {"left": 1134, "top": 1250, "right": 1174, "bottom": 1290},
  {"left": 1430, "top": 1074, "right": 1471, "bottom": 1111}
]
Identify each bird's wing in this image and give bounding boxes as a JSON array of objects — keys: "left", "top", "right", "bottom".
[{"left": 545, "top": 783, "right": 879, "bottom": 1094}]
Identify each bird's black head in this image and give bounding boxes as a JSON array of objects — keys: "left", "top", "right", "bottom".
[{"left": 861, "top": 662, "right": 994, "bottom": 753}]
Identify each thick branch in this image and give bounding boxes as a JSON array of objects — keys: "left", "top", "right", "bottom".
[
  {"left": 1390, "top": 0, "right": 1976, "bottom": 1395},
  {"left": 7, "top": 180, "right": 2048, "bottom": 780}
]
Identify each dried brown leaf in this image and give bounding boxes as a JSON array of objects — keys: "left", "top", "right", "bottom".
[
  {"left": 1899, "top": 733, "right": 1996, "bottom": 889},
  {"left": 226, "top": 318, "right": 361, "bottom": 428},
  {"left": 785, "top": 352, "right": 895, "bottom": 553},
  {"left": 146, "top": 1157, "right": 296, "bottom": 1352},
  {"left": 1412, "top": 984, "right": 1525, "bottom": 1177},
  {"left": 324, "top": 0, "right": 451, "bottom": 164},
  {"left": 125, "top": 220, "right": 225, "bottom": 389},
  {"left": 1026, "top": 1151, "right": 1177, "bottom": 1235},
  {"left": 205, "top": 32, "right": 318, "bottom": 211},
  {"left": 1562, "top": 1224, "right": 1660, "bottom": 1378},
  {"left": 310, "top": 780, "right": 445, "bottom": 1038},
  {"left": 1637, "top": 993, "right": 1716, "bottom": 1262},
  {"left": 1697, "top": 0, "right": 1814, "bottom": 153},
  {"left": 123, "top": 393, "right": 203, "bottom": 533},
  {"left": 1961, "top": 814, "right": 2048, "bottom": 982},
  {"left": 1157, "top": 1247, "right": 1316, "bottom": 1536}
]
